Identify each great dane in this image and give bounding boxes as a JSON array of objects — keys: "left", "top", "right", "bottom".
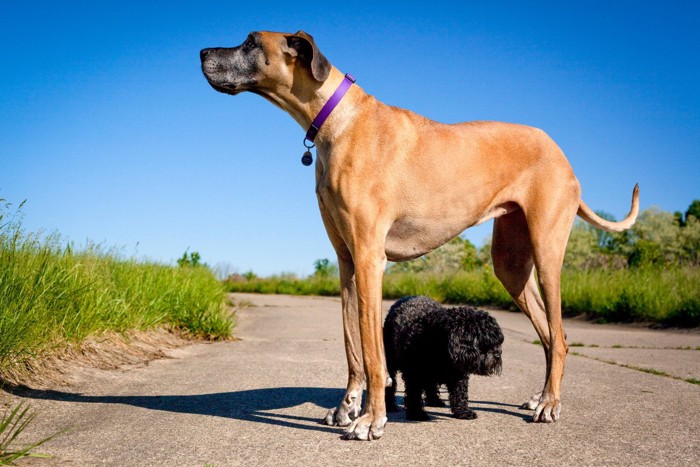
[{"left": 200, "top": 30, "right": 639, "bottom": 440}]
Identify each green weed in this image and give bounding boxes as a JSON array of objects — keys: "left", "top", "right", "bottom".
[
  {"left": 0, "top": 402, "right": 64, "bottom": 464},
  {"left": 226, "top": 266, "right": 700, "bottom": 327},
  {"left": 0, "top": 201, "right": 231, "bottom": 379}
]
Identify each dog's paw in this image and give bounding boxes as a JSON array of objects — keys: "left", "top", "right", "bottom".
[
  {"left": 321, "top": 404, "right": 360, "bottom": 427},
  {"left": 321, "top": 391, "right": 362, "bottom": 426},
  {"left": 322, "top": 407, "right": 342, "bottom": 426},
  {"left": 453, "top": 408, "right": 477, "bottom": 420},
  {"left": 521, "top": 391, "right": 543, "bottom": 410},
  {"left": 341, "top": 413, "right": 387, "bottom": 441},
  {"left": 532, "top": 396, "right": 561, "bottom": 423}
]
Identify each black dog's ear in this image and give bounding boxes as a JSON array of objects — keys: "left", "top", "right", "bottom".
[
  {"left": 448, "top": 324, "right": 479, "bottom": 367},
  {"left": 284, "top": 31, "right": 331, "bottom": 82}
]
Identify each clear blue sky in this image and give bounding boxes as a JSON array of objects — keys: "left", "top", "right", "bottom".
[{"left": 2, "top": 1, "right": 699, "bottom": 276}]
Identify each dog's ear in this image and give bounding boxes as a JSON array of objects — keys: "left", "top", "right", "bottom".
[
  {"left": 448, "top": 324, "right": 479, "bottom": 368},
  {"left": 284, "top": 31, "right": 331, "bottom": 82}
]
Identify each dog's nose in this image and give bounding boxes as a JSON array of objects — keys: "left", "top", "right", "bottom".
[{"left": 200, "top": 48, "right": 211, "bottom": 61}]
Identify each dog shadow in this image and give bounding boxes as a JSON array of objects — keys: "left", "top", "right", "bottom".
[
  {"left": 5, "top": 384, "right": 530, "bottom": 433},
  {"left": 5, "top": 384, "right": 348, "bottom": 434},
  {"left": 394, "top": 400, "right": 531, "bottom": 423},
  {"left": 469, "top": 400, "right": 533, "bottom": 422},
  {"left": 386, "top": 393, "right": 532, "bottom": 423}
]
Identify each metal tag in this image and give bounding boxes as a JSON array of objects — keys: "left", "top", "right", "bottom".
[{"left": 301, "top": 150, "right": 313, "bottom": 166}]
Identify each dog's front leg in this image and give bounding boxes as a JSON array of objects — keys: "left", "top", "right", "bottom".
[
  {"left": 447, "top": 376, "right": 477, "bottom": 420},
  {"left": 322, "top": 255, "right": 365, "bottom": 427},
  {"left": 342, "top": 246, "right": 388, "bottom": 441}
]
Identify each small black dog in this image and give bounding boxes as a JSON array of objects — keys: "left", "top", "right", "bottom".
[{"left": 384, "top": 296, "right": 504, "bottom": 420}]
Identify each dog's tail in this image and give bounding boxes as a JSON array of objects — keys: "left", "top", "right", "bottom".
[{"left": 577, "top": 183, "right": 639, "bottom": 232}]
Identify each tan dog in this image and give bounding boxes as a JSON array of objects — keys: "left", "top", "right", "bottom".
[{"left": 201, "top": 30, "right": 639, "bottom": 440}]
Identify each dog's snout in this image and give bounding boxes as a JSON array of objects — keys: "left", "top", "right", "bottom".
[
  {"left": 200, "top": 48, "right": 211, "bottom": 61},
  {"left": 494, "top": 350, "right": 502, "bottom": 359}
]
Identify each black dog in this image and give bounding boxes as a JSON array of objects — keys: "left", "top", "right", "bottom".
[{"left": 384, "top": 296, "right": 504, "bottom": 420}]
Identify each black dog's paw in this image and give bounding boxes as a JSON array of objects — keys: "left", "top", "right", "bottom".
[
  {"left": 453, "top": 409, "right": 477, "bottom": 420},
  {"left": 406, "top": 409, "right": 431, "bottom": 421}
]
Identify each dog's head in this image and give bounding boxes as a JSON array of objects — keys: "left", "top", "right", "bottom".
[
  {"left": 448, "top": 309, "right": 504, "bottom": 376},
  {"left": 200, "top": 30, "right": 331, "bottom": 97}
]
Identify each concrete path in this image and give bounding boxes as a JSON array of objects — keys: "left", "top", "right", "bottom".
[{"left": 10, "top": 293, "right": 700, "bottom": 466}]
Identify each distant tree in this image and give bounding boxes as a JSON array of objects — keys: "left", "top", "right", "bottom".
[
  {"left": 628, "top": 239, "right": 664, "bottom": 269},
  {"left": 629, "top": 207, "right": 682, "bottom": 265},
  {"left": 388, "top": 236, "right": 482, "bottom": 274},
  {"left": 459, "top": 238, "right": 481, "bottom": 270},
  {"left": 679, "top": 214, "right": 700, "bottom": 266},
  {"left": 592, "top": 210, "right": 617, "bottom": 249},
  {"left": 564, "top": 220, "right": 598, "bottom": 270},
  {"left": 177, "top": 250, "right": 202, "bottom": 268},
  {"left": 674, "top": 211, "right": 686, "bottom": 228},
  {"left": 477, "top": 239, "right": 493, "bottom": 267},
  {"left": 686, "top": 200, "right": 700, "bottom": 223},
  {"left": 313, "top": 258, "right": 339, "bottom": 277}
]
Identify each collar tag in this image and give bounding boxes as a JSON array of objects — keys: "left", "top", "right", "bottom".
[{"left": 301, "top": 73, "right": 356, "bottom": 166}]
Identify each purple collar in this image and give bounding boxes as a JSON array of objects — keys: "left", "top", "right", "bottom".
[{"left": 304, "top": 73, "right": 356, "bottom": 144}]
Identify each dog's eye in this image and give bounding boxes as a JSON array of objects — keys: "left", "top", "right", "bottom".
[{"left": 243, "top": 37, "right": 256, "bottom": 51}]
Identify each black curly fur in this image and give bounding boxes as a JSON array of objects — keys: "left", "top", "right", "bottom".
[{"left": 384, "top": 296, "right": 504, "bottom": 421}]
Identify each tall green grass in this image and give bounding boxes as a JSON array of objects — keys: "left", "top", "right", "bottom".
[
  {"left": 224, "top": 274, "right": 341, "bottom": 296},
  {"left": 0, "top": 202, "right": 231, "bottom": 375},
  {"left": 225, "top": 268, "right": 700, "bottom": 327},
  {"left": 561, "top": 268, "right": 700, "bottom": 326},
  {"left": 382, "top": 270, "right": 513, "bottom": 308}
]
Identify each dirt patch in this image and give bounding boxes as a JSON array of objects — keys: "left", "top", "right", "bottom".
[{"left": 1, "top": 327, "right": 207, "bottom": 390}]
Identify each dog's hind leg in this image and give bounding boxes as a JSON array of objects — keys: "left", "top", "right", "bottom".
[
  {"left": 403, "top": 372, "right": 430, "bottom": 421},
  {"left": 527, "top": 201, "right": 576, "bottom": 423},
  {"left": 492, "top": 209, "right": 549, "bottom": 347},
  {"left": 447, "top": 375, "right": 476, "bottom": 420},
  {"left": 492, "top": 209, "right": 552, "bottom": 410},
  {"left": 519, "top": 178, "right": 578, "bottom": 423},
  {"left": 424, "top": 384, "right": 446, "bottom": 407}
]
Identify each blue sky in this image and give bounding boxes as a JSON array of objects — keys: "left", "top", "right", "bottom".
[{"left": 2, "top": 1, "right": 699, "bottom": 276}]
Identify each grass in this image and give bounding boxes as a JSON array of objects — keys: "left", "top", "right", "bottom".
[
  {"left": 0, "top": 201, "right": 232, "bottom": 381},
  {"left": 382, "top": 270, "right": 513, "bottom": 308},
  {"left": 223, "top": 274, "right": 341, "bottom": 296},
  {"left": 0, "top": 402, "right": 63, "bottom": 465},
  {"left": 560, "top": 268, "right": 700, "bottom": 327},
  {"left": 225, "top": 267, "right": 700, "bottom": 327}
]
